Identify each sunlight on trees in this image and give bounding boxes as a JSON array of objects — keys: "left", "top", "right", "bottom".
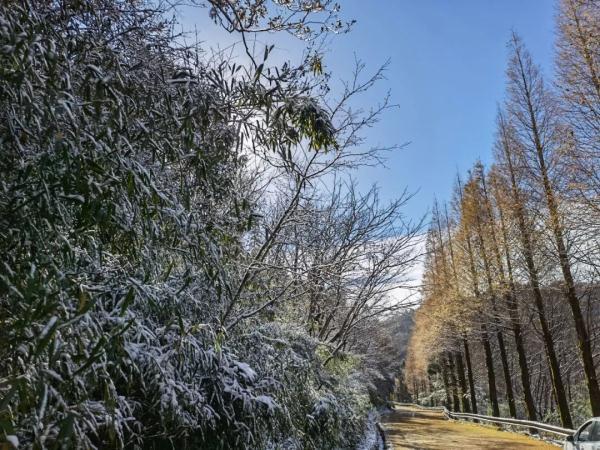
[{"left": 406, "top": 0, "right": 600, "bottom": 429}]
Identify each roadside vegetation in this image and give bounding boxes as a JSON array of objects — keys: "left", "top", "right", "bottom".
[{"left": 0, "top": 1, "right": 420, "bottom": 448}]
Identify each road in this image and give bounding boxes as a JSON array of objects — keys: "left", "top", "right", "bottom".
[{"left": 381, "top": 405, "right": 558, "bottom": 449}]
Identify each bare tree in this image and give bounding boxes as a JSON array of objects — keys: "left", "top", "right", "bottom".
[{"left": 507, "top": 34, "right": 600, "bottom": 418}]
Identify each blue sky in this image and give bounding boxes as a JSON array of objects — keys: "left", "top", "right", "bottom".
[{"left": 180, "top": 0, "right": 557, "bottom": 223}]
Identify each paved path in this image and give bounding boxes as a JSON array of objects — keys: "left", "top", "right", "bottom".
[{"left": 381, "top": 405, "right": 558, "bottom": 449}]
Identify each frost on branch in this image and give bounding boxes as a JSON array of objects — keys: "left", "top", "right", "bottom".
[{"left": 0, "top": 1, "right": 416, "bottom": 448}]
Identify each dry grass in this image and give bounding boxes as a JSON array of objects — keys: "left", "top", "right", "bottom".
[{"left": 381, "top": 406, "right": 558, "bottom": 449}]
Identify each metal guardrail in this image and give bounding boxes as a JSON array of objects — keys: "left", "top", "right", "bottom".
[
  {"left": 445, "top": 410, "right": 575, "bottom": 437},
  {"left": 395, "top": 402, "right": 445, "bottom": 411},
  {"left": 396, "top": 402, "right": 576, "bottom": 439}
]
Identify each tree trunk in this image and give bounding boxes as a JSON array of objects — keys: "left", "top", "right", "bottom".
[
  {"left": 511, "top": 173, "right": 572, "bottom": 428},
  {"left": 447, "top": 353, "right": 461, "bottom": 412},
  {"left": 441, "top": 358, "right": 452, "bottom": 409},
  {"left": 454, "top": 351, "right": 471, "bottom": 413},
  {"left": 499, "top": 119, "right": 573, "bottom": 427},
  {"left": 496, "top": 327, "right": 516, "bottom": 417},
  {"left": 463, "top": 337, "right": 478, "bottom": 414},
  {"left": 484, "top": 169, "right": 537, "bottom": 420},
  {"left": 472, "top": 200, "right": 517, "bottom": 417},
  {"left": 495, "top": 193, "right": 538, "bottom": 421},
  {"left": 461, "top": 193, "right": 499, "bottom": 416},
  {"left": 481, "top": 324, "right": 500, "bottom": 416}
]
